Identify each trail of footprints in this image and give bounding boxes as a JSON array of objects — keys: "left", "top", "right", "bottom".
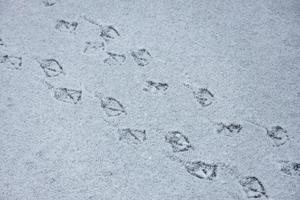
[
  {"left": 1, "top": 3, "right": 299, "bottom": 199},
  {"left": 81, "top": 15, "right": 152, "bottom": 67},
  {"left": 167, "top": 154, "right": 270, "bottom": 199}
]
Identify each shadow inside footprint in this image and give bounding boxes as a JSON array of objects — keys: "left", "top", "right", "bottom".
[
  {"left": 143, "top": 80, "right": 169, "bottom": 93},
  {"left": 119, "top": 128, "right": 146, "bottom": 145},
  {"left": 83, "top": 41, "right": 105, "bottom": 54},
  {"left": 55, "top": 19, "right": 78, "bottom": 33},
  {"left": 217, "top": 123, "right": 243, "bottom": 135},
  {"left": 38, "top": 58, "right": 64, "bottom": 77},
  {"left": 100, "top": 25, "right": 120, "bottom": 42},
  {"left": 53, "top": 88, "right": 82, "bottom": 104},
  {"left": 279, "top": 161, "right": 300, "bottom": 177},
  {"left": 267, "top": 126, "right": 289, "bottom": 147},
  {"left": 185, "top": 161, "right": 218, "bottom": 180},
  {"left": 239, "top": 176, "right": 268, "bottom": 199},
  {"left": 0, "top": 55, "right": 22, "bottom": 70},
  {"left": 101, "top": 97, "right": 127, "bottom": 117},
  {"left": 193, "top": 88, "right": 214, "bottom": 107},
  {"left": 131, "top": 49, "right": 152, "bottom": 66},
  {"left": 42, "top": 0, "right": 56, "bottom": 7},
  {"left": 165, "top": 131, "right": 193, "bottom": 152},
  {"left": 103, "top": 52, "right": 126, "bottom": 66}
]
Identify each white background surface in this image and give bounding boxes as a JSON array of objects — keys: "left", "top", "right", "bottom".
[{"left": 0, "top": 0, "right": 299, "bottom": 199}]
